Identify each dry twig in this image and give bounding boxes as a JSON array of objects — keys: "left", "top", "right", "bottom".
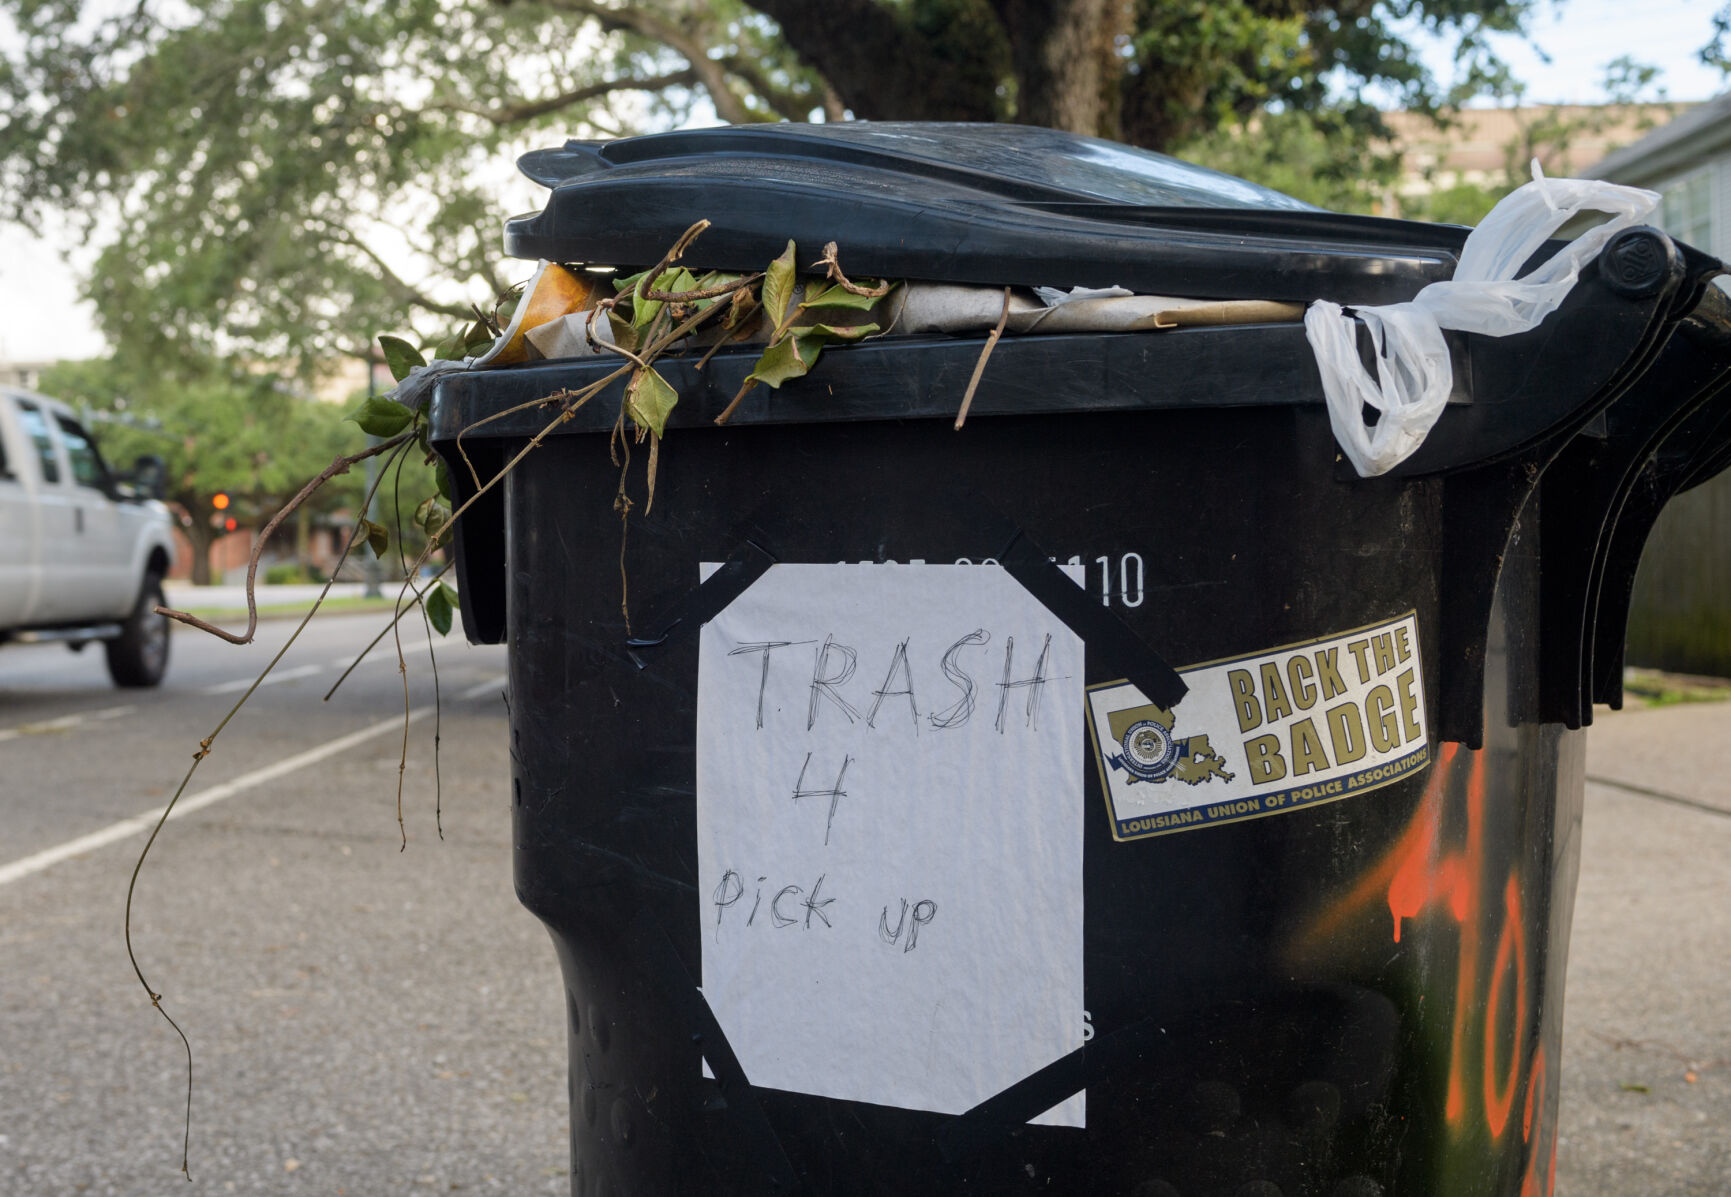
[
  {"left": 814, "top": 240, "right": 892, "bottom": 297},
  {"left": 153, "top": 431, "right": 415, "bottom": 644},
  {"left": 954, "top": 287, "right": 1012, "bottom": 430}
]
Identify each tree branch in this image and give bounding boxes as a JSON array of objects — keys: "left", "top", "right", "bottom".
[
  {"left": 718, "top": 55, "right": 817, "bottom": 123},
  {"left": 308, "top": 218, "right": 474, "bottom": 321},
  {"left": 427, "top": 67, "right": 700, "bottom": 125},
  {"left": 744, "top": 0, "right": 1006, "bottom": 121},
  {"left": 155, "top": 430, "right": 416, "bottom": 645},
  {"left": 538, "top": 0, "right": 760, "bottom": 125}
]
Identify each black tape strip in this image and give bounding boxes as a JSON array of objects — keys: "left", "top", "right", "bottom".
[
  {"left": 935, "top": 1047, "right": 1086, "bottom": 1162},
  {"left": 995, "top": 528, "right": 1188, "bottom": 712},
  {"left": 624, "top": 534, "right": 779, "bottom": 662},
  {"left": 630, "top": 909, "right": 804, "bottom": 1193},
  {"left": 935, "top": 1018, "right": 1170, "bottom": 1163}
]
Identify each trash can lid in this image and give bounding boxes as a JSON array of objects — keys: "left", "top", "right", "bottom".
[{"left": 505, "top": 122, "right": 1469, "bottom": 305}]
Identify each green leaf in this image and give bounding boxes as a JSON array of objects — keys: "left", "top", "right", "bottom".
[
  {"left": 625, "top": 366, "right": 679, "bottom": 437},
  {"left": 434, "top": 459, "right": 451, "bottom": 501},
  {"left": 607, "top": 310, "right": 640, "bottom": 353},
  {"left": 801, "top": 281, "right": 894, "bottom": 312},
  {"left": 433, "top": 334, "right": 467, "bottom": 362},
  {"left": 748, "top": 333, "right": 824, "bottom": 389},
  {"left": 359, "top": 517, "right": 389, "bottom": 559},
  {"left": 612, "top": 269, "right": 647, "bottom": 294},
  {"left": 415, "top": 495, "right": 452, "bottom": 542},
  {"left": 693, "top": 271, "right": 743, "bottom": 312},
  {"left": 629, "top": 266, "right": 696, "bottom": 331},
  {"left": 346, "top": 395, "right": 414, "bottom": 437},
  {"left": 426, "top": 583, "right": 453, "bottom": 636},
  {"left": 378, "top": 335, "right": 426, "bottom": 383},
  {"left": 464, "top": 320, "right": 493, "bottom": 352},
  {"left": 761, "top": 241, "right": 798, "bottom": 336}
]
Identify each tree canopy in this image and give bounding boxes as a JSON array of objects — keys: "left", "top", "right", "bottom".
[
  {"left": 0, "top": 0, "right": 1634, "bottom": 374},
  {"left": 38, "top": 355, "right": 368, "bottom": 582}
]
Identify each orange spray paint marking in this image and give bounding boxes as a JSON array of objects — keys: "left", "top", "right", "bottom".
[
  {"left": 1520, "top": 1045, "right": 1550, "bottom": 1197},
  {"left": 1289, "top": 740, "right": 1539, "bottom": 1147},
  {"left": 1483, "top": 875, "right": 1528, "bottom": 1139},
  {"left": 1443, "top": 750, "right": 1487, "bottom": 1125},
  {"left": 1523, "top": 1044, "right": 1546, "bottom": 1143},
  {"left": 1295, "top": 742, "right": 1460, "bottom": 952}
]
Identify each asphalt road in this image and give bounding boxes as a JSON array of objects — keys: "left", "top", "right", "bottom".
[
  {"left": 0, "top": 610, "right": 569, "bottom": 1195},
  {"left": 1, "top": 610, "right": 1727, "bottom": 1195}
]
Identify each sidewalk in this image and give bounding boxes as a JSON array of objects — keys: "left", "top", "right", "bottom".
[
  {"left": 1559, "top": 697, "right": 1731, "bottom": 1194},
  {"left": 163, "top": 581, "right": 371, "bottom": 610}
]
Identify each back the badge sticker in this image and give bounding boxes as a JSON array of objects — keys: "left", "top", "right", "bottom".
[{"left": 1087, "top": 612, "right": 1429, "bottom": 841}]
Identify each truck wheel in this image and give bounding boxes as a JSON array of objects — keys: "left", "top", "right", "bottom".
[{"left": 105, "top": 571, "right": 172, "bottom": 687}]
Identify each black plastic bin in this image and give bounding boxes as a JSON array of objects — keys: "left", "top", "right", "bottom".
[{"left": 429, "top": 124, "right": 1731, "bottom": 1197}]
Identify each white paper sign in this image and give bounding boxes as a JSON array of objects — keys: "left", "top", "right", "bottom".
[
  {"left": 1087, "top": 612, "right": 1429, "bottom": 841},
  {"left": 697, "top": 563, "right": 1085, "bottom": 1126}
]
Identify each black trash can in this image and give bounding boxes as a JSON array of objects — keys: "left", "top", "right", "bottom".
[{"left": 429, "top": 124, "right": 1731, "bottom": 1197}]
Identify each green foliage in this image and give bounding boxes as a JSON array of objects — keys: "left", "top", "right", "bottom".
[
  {"left": 38, "top": 353, "right": 366, "bottom": 581},
  {"left": 358, "top": 517, "right": 390, "bottom": 560},
  {"left": 425, "top": 581, "right": 459, "bottom": 636},
  {"left": 1704, "top": 5, "right": 1731, "bottom": 77},
  {"left": 1397, "top": 181, "right": 1510, "bottom": 228},
  {"left": 264, "top": 562, "right": 324, "bottom": 585},
  {"left": 378, "top": 337, "right": 427, "bottom": 383},
  {"left": 760, "top": 242, "right": 800, "bottom": 337},
  {"left": 625, "top": 367, "right": 680, "bottom": 438},
  {"left": 1178, "top": 110, "right": 1402, "bottom": 216},
  {"left": 0, "top": 0, "right": 1593, "bottom": 376},
  {"left": 347, "top": 396, "right": 415, "bottom": 438}
]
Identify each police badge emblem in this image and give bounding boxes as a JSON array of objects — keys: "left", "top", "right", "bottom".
[{"left": 1104, "top": 702, "right": 1233, "bottom": 786}]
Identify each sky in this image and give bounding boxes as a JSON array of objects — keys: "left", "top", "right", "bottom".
[{"left": 0, "top": 0, "right": 1725, "bottom": 367}]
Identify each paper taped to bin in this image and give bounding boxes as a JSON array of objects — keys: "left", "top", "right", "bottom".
[
  {"left": 696, "top": 563, "right": 1086, "bottom": 1126},
  {"left": 886, "top": 283, "right": 1303, "bottom": 335},
  {"left": 1088, "top": 612, "right": 1430, "bottom": 842}
]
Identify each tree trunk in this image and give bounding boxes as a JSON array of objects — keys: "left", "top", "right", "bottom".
[
  {"left": 184, "top": 518, "right": 215, "bottom": 586},
  {"left": 749, "top": 0, "right": 1008, "bottom": 122},
  {"left": 997, "top": 0, "right": 1132, "bottom": 136},
  {"left": 295, "top": 505, "right": 311, "bottom": 572}
]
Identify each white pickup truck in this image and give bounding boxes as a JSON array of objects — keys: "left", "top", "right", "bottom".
[{"left": 0, "top": 386, "right": 177, "bottom": 686}]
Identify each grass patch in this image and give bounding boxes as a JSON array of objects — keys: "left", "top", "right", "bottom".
[
  {"left": 1620, "top": 667, "right": 1731, "bottom": 709},
  {"left": 172, "top": 595, "right": 403, "bottom": 625}
]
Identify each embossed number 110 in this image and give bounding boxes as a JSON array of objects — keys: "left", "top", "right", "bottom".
[{"left": 1064, "top": 554, "right": 1144, "bottom": 609}]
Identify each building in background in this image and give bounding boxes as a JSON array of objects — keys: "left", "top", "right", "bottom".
[
  {"left": 0, "top": 361, "right": 52, "bottom": 391},
  {"left": 1380, "top": 103, "right": 1690, "bottom": 221},
  {"left": 1585, "top": 90, "right": 1731, "bottom": 265},
  {"left": 1585, "top": 91, "right": 1731, "bottom": 679}
]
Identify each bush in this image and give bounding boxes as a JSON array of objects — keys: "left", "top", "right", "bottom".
[{"left": 263, "top": 563, "right": 325, "bottom": 585}]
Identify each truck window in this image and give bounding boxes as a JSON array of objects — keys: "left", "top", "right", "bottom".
[
  {"left": 54, "top": 415, "right": 112, "bottom": 492},
  {"left": 14, "top": 401, "right": 60, "bottom": 484}
]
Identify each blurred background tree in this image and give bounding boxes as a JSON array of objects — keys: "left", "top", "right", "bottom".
[
  {"left": 36, "top": 355, "right": 367, "bottom": 583},
  {"left": 1, "top": 0, "right": 1584, "bottom": 378}
]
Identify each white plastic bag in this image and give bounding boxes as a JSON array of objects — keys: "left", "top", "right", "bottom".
[{"left": 1306, "top": 162, "right": 1661, "bottom": 476}]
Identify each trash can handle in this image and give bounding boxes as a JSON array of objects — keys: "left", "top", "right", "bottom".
[{"left": 1308, "top": 162, "right": 1662, "bottom": 477}]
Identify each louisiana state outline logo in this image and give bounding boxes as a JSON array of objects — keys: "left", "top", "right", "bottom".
[{"left": 1104, "top": 702, "right": 1233, "bottom": 787}]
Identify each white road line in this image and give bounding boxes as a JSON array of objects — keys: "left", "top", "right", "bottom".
[
  {"left": 0, "top": 704, "right": 137, "bottom": 744},
  {"left": 329, "top": 639, "right": 432, "bottom": 670},
  {"left": 457, "top": 675, "right": 508, "bottom": 700},
  {"left": 0, "top": 708, "right": 432, "bottom": 888},
  {"left": 202, "top": 663, "right": 326, "bottom": 695}
]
